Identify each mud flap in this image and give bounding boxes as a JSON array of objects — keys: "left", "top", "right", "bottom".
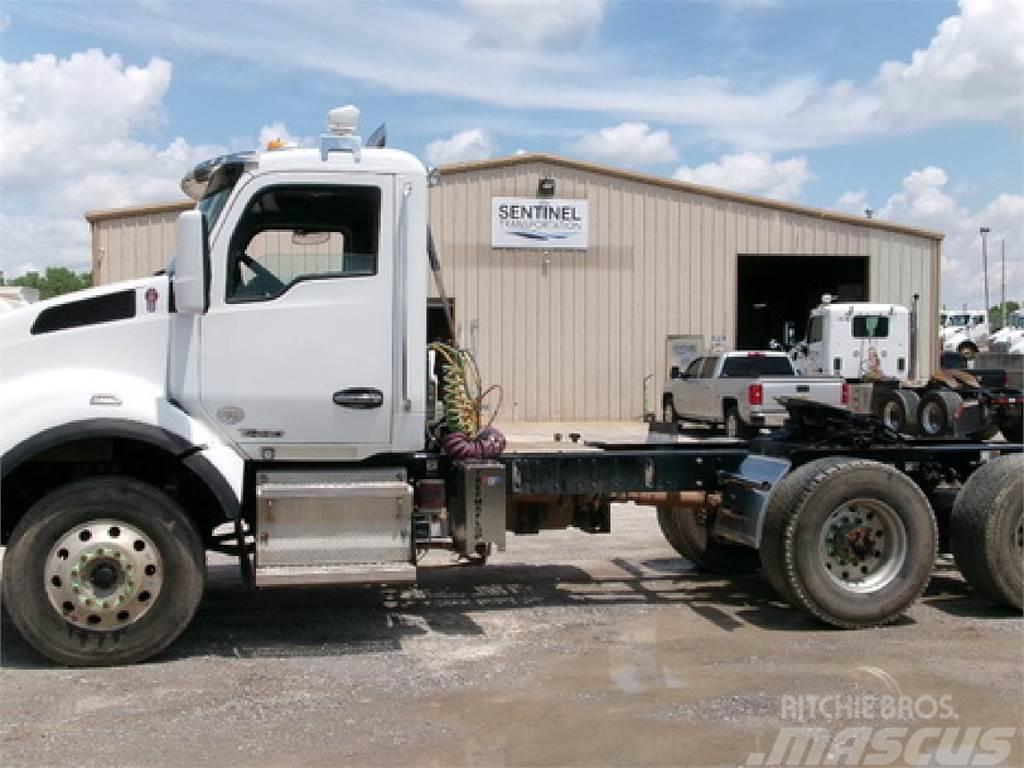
[{"left": 713, "top": 455, "right": 791, "bottom": 548}]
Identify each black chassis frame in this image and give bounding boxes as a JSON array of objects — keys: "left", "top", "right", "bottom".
[{"left": 227, "top": 401, "right": 1022, "bottom": 564}]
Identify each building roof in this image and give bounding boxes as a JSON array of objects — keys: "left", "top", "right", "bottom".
[
  {"left": 83, "top": 152, "right": 943, "bottom": 242},
  {"left": 85, "top": 200, "right": 194, "bottom": 223},
  {"left": 439, "top": 153, "right": 944, "bottom": 242}
]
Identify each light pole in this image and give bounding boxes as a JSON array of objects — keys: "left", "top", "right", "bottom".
[
  {"left": 1000, "top": 239, "right": 1006, "bottom": 329},
  {"left": 980, "top": 227, "right": 990, "bottom": 319}
]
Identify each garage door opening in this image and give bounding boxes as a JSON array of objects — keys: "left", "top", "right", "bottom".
[{"left": 737, "top": 255, "right": 868, "bottom": 350}]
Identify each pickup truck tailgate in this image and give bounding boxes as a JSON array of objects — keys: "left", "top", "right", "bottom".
[{"left": 759, "top": 378, "right": 845, "bottom": 410}]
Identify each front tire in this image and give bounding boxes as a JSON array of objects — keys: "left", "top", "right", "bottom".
[
  {"left": 2, "top": 477, "right": 206, "bottom": 666},
  {"left": 758, "top": 458, "right": 936, "bottom": 628},
  {"left": 657, "top": 506, "right": 760, "bottom": 574},
  {"left": 957, "top": 342, "right": 979, "bottom": 360},
  {"left": 950, "top": 455, "right": 1023, "bottom": 610}
]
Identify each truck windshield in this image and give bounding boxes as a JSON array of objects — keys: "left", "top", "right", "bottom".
[
  {"left": 852, "top": 315, "right": 889, "bottom": 338},
  {"left": 721, "top": 356, "right": 794, "bottom": 377}
]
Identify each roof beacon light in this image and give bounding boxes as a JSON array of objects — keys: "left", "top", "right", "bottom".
[{"left": 321, "top": 104, "right": 362, "bottom": 161}]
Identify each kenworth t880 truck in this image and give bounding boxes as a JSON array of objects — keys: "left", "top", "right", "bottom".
[{"left": 2, "top": 107, "right": 1021, "bottom": 666}]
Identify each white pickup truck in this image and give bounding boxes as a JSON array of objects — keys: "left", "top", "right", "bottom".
[{"left": 662, "top": 351, "right": 847, "bottom": 437}]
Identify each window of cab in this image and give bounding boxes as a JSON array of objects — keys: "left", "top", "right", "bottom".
[{"left": 227, "top": 185, "right": 381, "bottom": 302}]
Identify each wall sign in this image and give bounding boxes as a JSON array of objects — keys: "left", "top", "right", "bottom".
[{"left": 492, "top": 197, "right": 588, "bottom": 249}]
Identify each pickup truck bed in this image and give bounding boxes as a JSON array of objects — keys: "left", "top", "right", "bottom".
[{"left": 663, "top": 351, "right": 846, "bottom": 437}]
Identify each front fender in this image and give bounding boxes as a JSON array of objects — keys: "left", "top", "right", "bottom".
[{"left": 0, "top": 370, "right": 244, "bottom": 514}]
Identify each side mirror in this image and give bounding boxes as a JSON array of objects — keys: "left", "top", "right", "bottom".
[
  {"left": 670, "top": 366, "right": 681, "bottom": 379},
  {"left": 173, "top": 210, "right": 209, "bottom": 315}
]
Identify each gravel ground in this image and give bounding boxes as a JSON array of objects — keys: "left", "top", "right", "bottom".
[{"left": 2, "top": 503, "right": 1021, "bottom": 768}]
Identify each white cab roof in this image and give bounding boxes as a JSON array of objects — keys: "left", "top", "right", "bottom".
[{"left": 254, "top": 147, "right": 426, "bottom": 176}]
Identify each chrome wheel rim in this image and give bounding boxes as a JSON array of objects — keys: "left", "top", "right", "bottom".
[
  {"left": 920, "top": 402, "right": 944, "bottom": 435},
  {"left": 818, "top": 499, "right": 907, "bottom": 593},
  {"left": 45, "top": 519, "right": 163, "bottom": 631}
]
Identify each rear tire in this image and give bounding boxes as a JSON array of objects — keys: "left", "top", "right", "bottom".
[
  {"left": 724, "top": 406, "right": 756, "bottom": 439},
  {"left": 758, "top": 457, "right": 936, "bottom": 628},
  {"left": 875, "top": 390, "right": 915, "bottom": 434},
  {"left": 656, "top": 507, "right": 760, "bottom": 574},
  {"left": 662, "top": 397, "right": 678, "bottom": 424},
  {"left": 998, "top": 415, "right": 1023, "bottom": 443},
  {"left": 950, "top": 455, "right": 1023, "bottom": 610},
  {"left": 917, "top": 390, "right": 964, "bottom": 437},
  {"left": 2, "top": 477, "right": 206, "bottom": 666},
  {"left": 968, "top": 423, "right": 1000, "bottom": 441}
]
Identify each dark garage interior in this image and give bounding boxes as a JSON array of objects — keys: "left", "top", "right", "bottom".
[{"left": 736, "top": 254, "right": 868, "bottom": 350}]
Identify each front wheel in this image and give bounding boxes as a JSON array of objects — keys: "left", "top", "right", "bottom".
[
  {"left": 759, "top": 457, "right": 937, "bottom": 627},
  {"left": 957, "top": 342, "right": 979, "bottom": 360},
  {"left": 2, "top": 477, "right": 206, "bottom": 666}
]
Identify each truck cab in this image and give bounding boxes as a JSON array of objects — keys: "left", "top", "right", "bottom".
[
  {"left": 941, "top": 310, "right": 988, "bottom": 359},
  {"left": 989, "top": 310, "right": 1024, "bottom": 352},
  {"left": 791, "top": 299, "right": 910, "bottom": 381}
]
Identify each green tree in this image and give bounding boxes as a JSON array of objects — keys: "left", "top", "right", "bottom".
[
  {"left": 989, "top": 300, "right": 1021, "bottom": 328},
  {"left": 7, "top": 268, "right": 92, "bottom": 300}
]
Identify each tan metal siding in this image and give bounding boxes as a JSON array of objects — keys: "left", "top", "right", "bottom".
[
  {"left": 93, "top": 211, "right": 178, "bottom": 284},
  {"left": 429, "top": 161, "right": 938, "bottom": 421}
]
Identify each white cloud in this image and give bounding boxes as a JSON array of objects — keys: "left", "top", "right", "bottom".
[
  {"left": 0, "top": 49, "right": 288, "bottom": 277},
  {"left": 874, "top": 0, "right": 1024, "bottom": 129},
  {"left": 460, "top": 0, "right": 605, "bottom": 49},
  {"left": 571, "top": 122, "right": 678, "bottom": 167},
  {"left": 673, "top": 152, "right": 813, "bottom": 200},
  {"left": 424, "top": 128, "right": 495, "bottom": 166},
  {"left": 835, "top": 189, "right": 871, "bottom": 216},
  {"left": 875, "top": 167, "right": 1024, "bottom": 308},
  {"left": 20, "top": 0, "right": 1020, "bottom": 152},
  {"left": 258, "top": 122, "right": 305, "bottom": 148}
]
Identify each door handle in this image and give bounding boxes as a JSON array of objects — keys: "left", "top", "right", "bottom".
[{"left": 333, "top": 388, "right": 384, "bottom": 409}]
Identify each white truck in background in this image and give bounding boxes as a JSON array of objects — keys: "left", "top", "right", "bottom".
[
  {"left": 989, "top": 309, "right": 1024, "bottom": 353},
  {"left": 941, "top": 309, "right": 988, "bottom": 359},
  {"left": 788, "top": 298, "right": 1023, "bottom": 441},
  {"left": 0, "top": 286, "right": 40, "bottom": 312}
]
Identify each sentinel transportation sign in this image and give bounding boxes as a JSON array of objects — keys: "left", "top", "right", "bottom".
[{"left": 492, "top": 197, "right": 588, "bottom": 249}]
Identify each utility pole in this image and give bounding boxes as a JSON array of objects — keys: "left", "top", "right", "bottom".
[
  {"left": 980, "top": 227, "right": 990, "bottom": 319},
  {"left": 1000, "top": 239, "right": 1006, "bottom": 329}
]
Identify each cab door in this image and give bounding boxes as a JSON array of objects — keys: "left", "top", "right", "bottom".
[{"left": 199, "top": 173, "right": 394, "bottom": 459}]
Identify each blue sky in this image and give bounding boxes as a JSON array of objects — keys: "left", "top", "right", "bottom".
[{"left": 1, "top": 0, "right": 1021, "bottom": 307}]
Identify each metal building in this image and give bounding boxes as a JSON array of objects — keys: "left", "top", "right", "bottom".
[{"left": 87, "top": 153, "right": 942, "bottom": 422}]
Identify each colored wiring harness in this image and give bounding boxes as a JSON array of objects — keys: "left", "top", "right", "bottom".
[{"left": 428, "top": 342, "right": 505, "bottom": 458}]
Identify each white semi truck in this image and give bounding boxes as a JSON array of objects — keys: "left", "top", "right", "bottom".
[
  {"left": 2, "top": 107, "right": 1022, "bottom": 666},
  {"left": 940, "top": 309, "right": 989, "bottom": 358},
  {"left": 789, "top": 298, "right": 1023, "bottom": 442}
]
